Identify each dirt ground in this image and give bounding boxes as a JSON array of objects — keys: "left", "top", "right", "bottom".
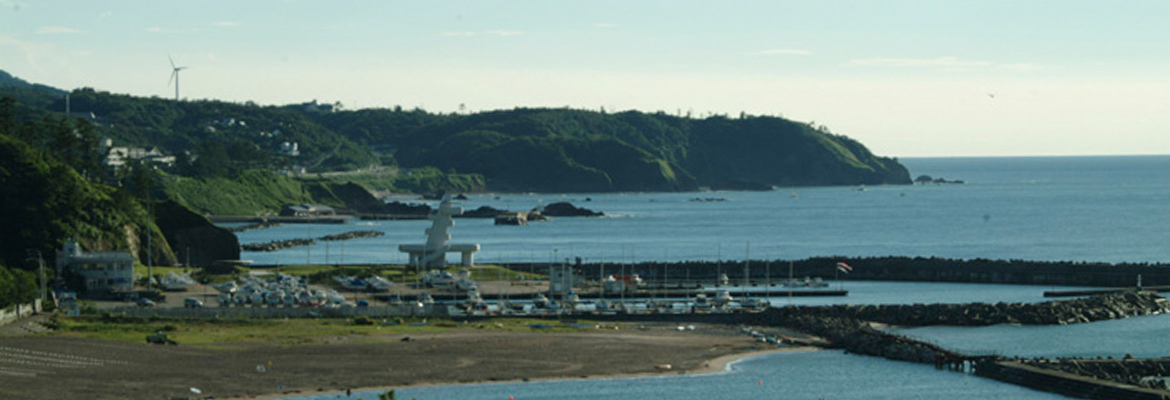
[{"left": 0, "top": 321, "right": 792, "bottom": 400}]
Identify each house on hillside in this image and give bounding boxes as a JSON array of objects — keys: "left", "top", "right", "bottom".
[
  {"left": 101, "top": 138, "right": 176, "bottom": 169},
  {"left": 55, "top": 240, "right": 134, "bottom": 294}
]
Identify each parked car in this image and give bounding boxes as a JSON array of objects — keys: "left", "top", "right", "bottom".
[{"left": 136, "top": 298, "right": 156, "bottom": 307}]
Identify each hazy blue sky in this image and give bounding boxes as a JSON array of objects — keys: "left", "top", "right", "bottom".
[{"left": 2, "top": 1, "right": 1168, "bottom": 157}]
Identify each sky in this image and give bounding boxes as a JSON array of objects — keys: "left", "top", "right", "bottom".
[{"left": 1, "top": 0, "right": 1169, "bottom": 157}]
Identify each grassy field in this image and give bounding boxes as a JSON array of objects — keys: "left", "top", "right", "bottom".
[{"left": 48, "top": 315, "right": 607, "bottom": 346}]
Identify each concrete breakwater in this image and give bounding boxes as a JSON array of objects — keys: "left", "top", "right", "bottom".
[
  {"left": 730, "top": 292, "right": 1170, "bottom": 400},
  {"left": 1020, "top": 357, "right": 1170, "bottom": 391},
  {"left": 975, "top": 361, "right": 1170, "bottom": 400},
  {"left": 761, "top": 291, "right": 1170, "bottom": 327}
]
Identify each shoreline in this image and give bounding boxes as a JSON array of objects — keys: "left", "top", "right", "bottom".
[{"left": 226, "top": 346, "right": 816, "bottom": 400}]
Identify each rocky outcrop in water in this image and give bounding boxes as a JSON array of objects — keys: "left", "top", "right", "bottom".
[
  {"left": 541, "top": 202, "right": 603, "bottom": 217},
  {"left": 319, "top": 230, "right": 385, "bottom": 241},
  {"left": 383, "top": 201, "right": 432, "bottom": 215},
  {"left": 241, "top": 239, "right": 315, "bottom": 252},
  {"left": 460, "top": 206, "right": 510, "bottom": 218}
]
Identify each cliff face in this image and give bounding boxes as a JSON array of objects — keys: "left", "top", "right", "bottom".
[{"left": 154, "top": 200, "right": 239, "bottom": 266}]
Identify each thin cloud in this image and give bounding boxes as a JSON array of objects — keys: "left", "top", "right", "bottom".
[
  {"left": 483, "top": 30, "right": 523, "bottom": 37},
  {"left": 146, "top": 26, "right": 204, "bottom": 34},
  {"left": 440, "top": 30, "right": 524, "bottom": 38},
  {"left": 845, "top": 56, "right": 1042, "bottom": 72},
  {"left": 36, "top": 26, "right": 84, "bottom": 34},
  {"left": 845, "top": 56, "right": 992, "bottom": 68},
  {"left": 745, "top": 48, "right": 811, "bottom": 56},
  {"left": 594, "top": 22, "right": 618, "bottom": 29},
  {"left": 0, "top": 0, "right": 26, "bottom": 11}
]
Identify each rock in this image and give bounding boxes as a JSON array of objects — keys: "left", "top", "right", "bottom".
[
  {"left": 541, "top": 202, "right": 603, "bottom": 217},
  {"left": 461, "top": 206, "right": 510, "bottom": 218},
  {"left": 383, "top": 201, "right": 432, "bottom": 215},
  {"left": 319, "top": 230, "right": 385, "bottom": 241}
]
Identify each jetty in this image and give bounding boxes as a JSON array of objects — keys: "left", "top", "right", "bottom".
[{"left": 1044, "top": 286, "right": 1170, "bottom": 297}]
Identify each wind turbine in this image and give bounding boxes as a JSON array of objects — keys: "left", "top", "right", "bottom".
[{"left": 167, "top": 55, "right": 187, "bottom": 102}]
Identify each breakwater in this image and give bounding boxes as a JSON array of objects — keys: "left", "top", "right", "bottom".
[
  {"left": 759, "top": 291, "right": 1170, "bottom": 326},
  {"left": 975, "top": 360, "right": 1170, "bottom": 400},
  {"left": 1020, "top": 357, "right": 1170, "bottom": 391},
  {"left": 242, "top": 230, "right": 387, "bottom": 252},
  {"left": 728, "top": 292, "right": 1170, "bottom": 400}
]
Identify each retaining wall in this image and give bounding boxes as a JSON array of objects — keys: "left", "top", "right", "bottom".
[{"left": 0, "top": 300, "right": 43, "bottom": 326}]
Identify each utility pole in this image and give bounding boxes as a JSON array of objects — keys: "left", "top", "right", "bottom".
[{"left": 26, "top": 250, "right": 46, "bottom": 302}]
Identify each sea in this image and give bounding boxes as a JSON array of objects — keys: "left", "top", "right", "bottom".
[{"left": 234, "top": 156, "right": 1170, "bottom": 400}]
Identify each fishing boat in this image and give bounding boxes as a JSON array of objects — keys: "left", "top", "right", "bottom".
[
  {"left": 692, "top": 293, "right": 713, "bottom": 310},
  {"left": 533, "top": 293, "right": 552, "bottom": 309},
  {"left": 366, "top": 276, "right": 395, "bottom": 292},
  {"left": 159, "top": 272, "right": 195, "bottom": 291},
  {"left": 714, "top": 289, "right": 734, "bottom": 307},
  {"left": 422, "top": 270, "right": 456, "bottom": 289},
  {"left": 334, "top": 275, "right": 368, "bottom": 292}
]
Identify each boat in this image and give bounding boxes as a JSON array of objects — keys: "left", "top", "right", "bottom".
[
  {"left": 533, "top": 293, "right": 553, "bottom": 309},
  {"left": 422, "top": 270, "right": 456, "bottom": 289},
  {"left": 564, "top": 291, "right": 581, "bottom": 305},
  {"left": 714, "top": 289, "right": 734, "bottom": 306},
  {"left": 159, "top": 272, "right": 195, "bottom": 291},
  {"left": 741, "top": 296, "right": 769, "bottom": 309},
  {"left": 366, "top": 276, "right": 395, "bottom": 292},
  {"left": 211, "top": 281, "right": 238, "bottom": 294},
  {"left": 334, "top": 275, "right": 368, "bottom": 292},
  {"left": 692, "top": 293, "right": 713, "bottom": 309},
  {"left": 417, "top": 292, "right": 435, "bottom": 307},
  {"left": 464, "top": 290, "right": 486, "bottom": 310},
  {"left": 453, "top": 269, "right": 478, "bottom": 291}
]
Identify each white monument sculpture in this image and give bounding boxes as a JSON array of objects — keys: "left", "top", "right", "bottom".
[{"left": 398, "top": 195, "right": 480, "bottom": 269}]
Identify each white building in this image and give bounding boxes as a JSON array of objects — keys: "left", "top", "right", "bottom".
[
  {"left": 102, "top": 139, "right": 176, "bottom": 169},
  {"left": 55, "top": 240, "right": 135, "bottom": 293}
]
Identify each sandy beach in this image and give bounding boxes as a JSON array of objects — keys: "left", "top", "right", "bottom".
[{"left": 0, "top": 321, "right": 808, "bottom": 400}]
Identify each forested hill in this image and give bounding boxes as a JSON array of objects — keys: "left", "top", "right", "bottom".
[
  {"left": 313, "top": 108, "right": 912, "bottom": 191},
  {"left": 1, "top": 68, "right": 910, "bottom": 192}
]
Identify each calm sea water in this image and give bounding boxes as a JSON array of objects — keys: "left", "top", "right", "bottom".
[
  {"left": 249, "top": 156, "right": 1169, "bottom": 400},
  {"left": 237, "top": 156, "right": 1170, "bottom": 265}
]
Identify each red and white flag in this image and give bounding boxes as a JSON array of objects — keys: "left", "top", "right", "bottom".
[{"left": 836, "top": 262, "right": 853, "bottom": 273}]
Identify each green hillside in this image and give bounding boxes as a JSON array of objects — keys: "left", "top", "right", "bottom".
[
  {"left": 2, "top": 68, "right": 910, "bottom": 197},
  {"left": 314, "top": 108, "right": 910, "bottom": 191}
]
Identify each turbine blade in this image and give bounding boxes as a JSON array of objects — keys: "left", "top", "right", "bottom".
[
  {"left": 168, "top": 70, "right": 176, "bottom": 87},
  {"left": 169, "top": 54, "right": 176, "bottom": 69}
]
